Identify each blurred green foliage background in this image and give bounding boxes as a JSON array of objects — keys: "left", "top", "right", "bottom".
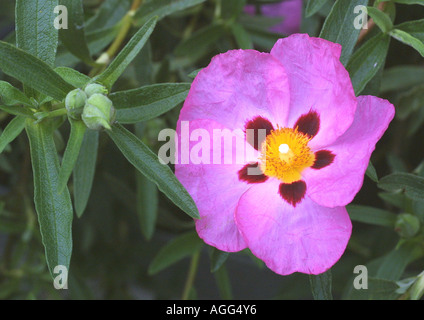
[{"left": 0, "top": 0, "right": 424, "bottom": 300}]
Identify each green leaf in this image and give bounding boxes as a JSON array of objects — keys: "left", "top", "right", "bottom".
[
  {"left": 58, "top": 0, "right": 94, "bottom": 65},
  {"left": 410, "top": 272, "right": 424, "bottom": 300},
  {"left": 174, "top": 24, "right": 226, "bottom": 58},
  {"left": 136, "top": 171, "right": 158, "bottom": 240},
  {"left": 347, "top": 204, "right": 397, "bottom": 227},
  {"left": 381, "top": 65, "right": 424, "bottom": 92},
  {"left": 134, "top": 0, "right": 205, "bottom": 27},
  {"left": 56, "top": 24, "right": 121, "bottom": 67},
  {"left": 214, "top": 265, "right": 233, "bottom": 300},
  {"left": 148, "top": 231, "right": 203, "bottom": 275},
  {"left": 366, "top": 161, "right": 379, "bottom": 182},
  {"left": 15, "top": 0, "right": 59, "bottom": 67},
  {"left": 346, "top": 33, "right": 391, "bottom": 95},
  {"left": 0, "top": 41, "right": 75, "bottom": 101},
  {"left": 319, "top": 0, "right": 369, "bottom": 66},
  {"left": 93, "top": 16, "right": 157, "bottom": 90},
  {"left": 73, "top": 130, "right": 99, "bottom": 218},
  {"left": 348, "top": 278, "right": 400, "bottom": 300},
  {"left": 25, "top": 118, "right": 73, "bottom": 277},
  {"left": 231, "top": 23, "right": 253, "bottom": 49},
  {"left": 58, "top": 119, "right": 86, "bottom": 193},
  {"left": 0, "top": 116, "right": 26, "bottom": 154},
  {"left": 0, "top": 81, "right": 33, "bottom": 107},
  {"left": 86, "top": 0, "right": 130, "bottom": 32},
  {"left": 389, "top": 29, "right": 424, "bottom": 57},
  {"left": 54, "top": 67, "right": 92, "bottom": 88},
  {"left": 378, "top": 172, "right": 424, "bottom": 201},
  {"left": 396, "top": 84, "right": 424, "bottom": 120},
  {"left": 305, "top": 0, "right": 330, "bottom": 17},
  {"left": 366, "top": 6, "right": 393, "bottom": 33},
  {"left": 134, "top": 122, "right": 158, "bottom": 240},
  {"left": 391, "top": 0, "right": 424, "bottom": 5},
  {"left": 0, "top": 105, "right": 35, "bottom": 118},
  {"left": 209, "top": 248, "right": 230, "bottom": 273},
  {"left": 396, "top": 19, "right": 424, "bottom": 42},
  {"left": 376, "top": 242, "right": 422, "bottom": 281},
  {"left": 309, "top": 269, "right": 333, "bottom": 300},
  {"left": 110, "top": 83, "right": 191, "bottom": 123},
  {"left": 107, "top": 123, "right": 200, "bottom": 219}
]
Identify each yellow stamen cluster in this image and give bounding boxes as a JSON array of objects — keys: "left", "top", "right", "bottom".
[{"left": 260, "top": 127, "right": 315, "bottom": 184}]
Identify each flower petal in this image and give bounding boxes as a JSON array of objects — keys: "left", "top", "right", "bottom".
[
  {"left": 180, "top": 49, "right": 290, "bottom": 131},
  {"left": 270, "top": 34, "right": 357, "bottom": 148},
  {"left": 304, "top": 95, "right": 395, "bottom": 208},
  {"left": 235, "top": 179, "right": 352, "bottom": 275},
  {"left": 175, "top": 119, "right": 259, "bottom": 252}
]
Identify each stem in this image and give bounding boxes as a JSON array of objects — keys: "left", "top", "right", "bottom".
[
  {"left": 357, "top": 1, "right": 387, "bottom": 44},
  {"left": 89, "top": 0, "right": 143, "bottom": 77},
  {"left": 181, "top": 251, "right": 200, "bottom": 300}
]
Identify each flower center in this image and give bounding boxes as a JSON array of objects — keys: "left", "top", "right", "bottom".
[{"left": 260, "top": 127, "right": 315, "bottom": 184}]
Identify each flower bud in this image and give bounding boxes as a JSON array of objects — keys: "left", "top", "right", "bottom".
[
  {"left": 82, "top": 93, "right": 115, "bottom": 130},
  {"left": 394, "top": 213, "right": 420, "bottom": 239},
  {"left": 65, "top": 89, "right": 87, "bottom": 119},
  {"left": 84, "top": 83, "right": 108, "bottom": 97}
]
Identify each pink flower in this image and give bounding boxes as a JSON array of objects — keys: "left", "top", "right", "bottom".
[
  {"left": 245, "top": 0, "right": 303, "bottom": 35},
  {"left": 175, "top": 34, "right": 395, "bottom": 275}
]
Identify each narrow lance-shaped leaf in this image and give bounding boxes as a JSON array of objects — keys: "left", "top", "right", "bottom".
[
  {"left": 210, "top": 248, "right": 230, "bottom": 273},
  {"left": 366, "top": 6, "right": 393, "bottom": 33},
  {"left": 395, "top": 19, "right": 424, "bottom": 42},
  {"left": 0, "top": 41, "right": 75, "bottom": 101},
  {"left": 214, "top": 266, "right": 234, "bottom": 300},
  {"left": 309, "top": 269, "right": 333, "bottom": 300},
  {"left": 135, "top": 123, "right": 158, "bottom": 240},
  {"left": 389, "top": 29, "right": 424, "bottom": 57},
  {"left": 376, "top": 242, "right": 423, "bottom": 281},
  {"left": 25, "top": 118, "right": 73, "bottom": 278},
  {"left": 391, "top": 0, "right": 424, "bottom": 5},
  {"left": 110, "top": 83, "right": 191, "bottom": 123},
  {"left": 0, "top": 81, "right": 33, "bottom": 107},
  {"left": 346, "top": 33, "right": 391, "bottom": 95},
  {"left": 0, "top": 105, "right": 35, "bottom": 118},
  {"left": 134, "top": 0, "right": 206, "bottom": 27},
  {"left": 305, "top": 0, "right": 330, "bottom": 17},
  {"left": 319, "top": 0, "right": 369, "bottom": 66},
  {"left": 55, "top": 67, "right": 92, "bottom": 88},
  {"left": 107, "top": 123, "right": 200, "bottom": 219},
  {"left": 73, "top": 130, "right": 99, "bottom": 218},
  {"left": 58, "top": 119, "right": 87, "bottom": 193},
  {"left": 15, "top": 0, "right": 59, "bottom": 67},
  {"left": 136, "top": 172, "right": 158, "bottom": 240},
  {"left": 93, "top": 16, "right": 158, "bottom": 90},
  {"left": 174, "top": 24, "right": 226, "bottom": 58},
  {"left": 58, "top": 0, "right": 95, "bottom": 65},
  {"left": 347, "top": 204, "right": 397, "bottom": 227},
  {"left": 148, "top": 231, "right": 203, "bottom": 275},
  {"left": 378, "top": 172, "right": 424, "bottom": 201},
  {"left": 0, "top": 116, "right": 26, "bottom": 154}
]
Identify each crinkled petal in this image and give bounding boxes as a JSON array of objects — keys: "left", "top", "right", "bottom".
[
  {"left": 235, "top": 179, "right": 352, "bottom": 275},
  {"left": 175, "top": 119, "right": 260, "bottom": 252},
  {"left": 304, "top": 96, "right": 395, "bottom": 208},
  {"left": 270, "top": 34, "right": 357, "bottom": 148},
  {"left": 180, "top": 49, "right": 290, "bottom": 131}
]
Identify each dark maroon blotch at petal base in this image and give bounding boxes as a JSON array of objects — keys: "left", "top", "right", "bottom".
[
  {"left": 238, "top": 162, "right": 268, "bottom": 184},
  {"left": 312, "top": 150, "right": 335, "bottom": 169},
  {"left": 294, "top": 110, "right": 320, "bottom": 138},
  {"left": 279, "top": 180, "right": 307, "bottom": 207},
  {"left": 245, "top": 116, "right": 274, "bottom": 150}
]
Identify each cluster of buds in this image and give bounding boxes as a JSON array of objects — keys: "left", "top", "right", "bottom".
[{"left": 65, "top": 83, "right": 115, "bottom": 130}]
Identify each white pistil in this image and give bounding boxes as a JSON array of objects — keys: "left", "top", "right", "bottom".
[{"left": 279, "top": 144, "right": 290, "bottom": 154}]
